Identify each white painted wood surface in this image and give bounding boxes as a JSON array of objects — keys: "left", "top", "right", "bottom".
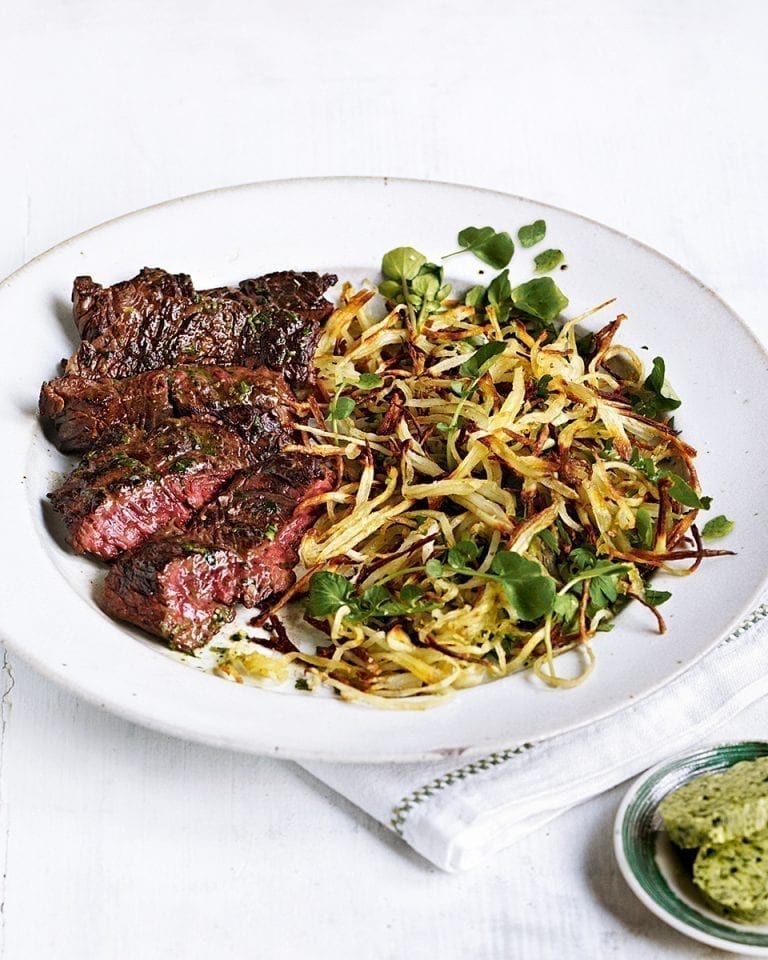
[{"left": 1, "top": 1, "right": 766, "bottom": 956}]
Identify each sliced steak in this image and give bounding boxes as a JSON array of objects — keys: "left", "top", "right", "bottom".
[
  {"left": 40, "top": 365, "right": 294, "bottom": 456},
  {"left": 64, "top": 267, "right": 337, "bottom": 387},
  {"left": 72, "top": 268, "right": 194, "bottom": 341},
  {"left": 102, "top": 454, "right": 333, "bottom": 652},
  {"left": 49, "top": 418, "right": 254, "bottom": 560}
]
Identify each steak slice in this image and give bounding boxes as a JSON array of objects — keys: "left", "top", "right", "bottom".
[
  {"left": 39, "top": 365, "right": 294, "bottom": 456},
  {"left": 64, "top": 267, "right": 337, "bottom": 386},
  {"left": 49, "top": 418, "right": 254, "bottom": 560},
  {"left": 102, "top": 454, "right": 333, "bottom": 652},
  {"left": 73, "top": 268, "right": 194, "bottom": 341}
]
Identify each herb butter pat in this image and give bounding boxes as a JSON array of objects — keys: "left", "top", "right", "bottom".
[
  {"left": 659, "top": 756, "right": 768, "bottom": 924},
  {"left": 659, "top": 757, "right": 768, "bottom": 848},
  {"left": 693, "top": 828, "right": 768, "bottom": 923}
]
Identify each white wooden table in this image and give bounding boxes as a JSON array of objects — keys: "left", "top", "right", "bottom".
[{"left": 1, "top": 2, "right": 766, "bottom": 956}]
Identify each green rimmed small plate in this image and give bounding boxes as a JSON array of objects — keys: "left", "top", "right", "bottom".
[{"left": 614, "top": 741, "right": 768, "bottom": 955}]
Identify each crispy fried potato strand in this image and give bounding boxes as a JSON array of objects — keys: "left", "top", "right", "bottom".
[{"left": 220, "top": 284, "right": 721, "bottom": 707}]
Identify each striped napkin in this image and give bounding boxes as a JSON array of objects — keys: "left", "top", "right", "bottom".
[{"left": 300, "top": 593, "right": 768, "bottom": 871}]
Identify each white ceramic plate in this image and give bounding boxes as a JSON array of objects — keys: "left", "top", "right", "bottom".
[
  {"left": 615, "top": 742, "right": 768, "bottom": 955},
  {"left": 1, "top": 177, "right": 767, "bottom": 762}
]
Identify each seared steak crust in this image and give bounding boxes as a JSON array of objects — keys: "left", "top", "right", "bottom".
[
  {"left": 40, "top": 365, "right": 294, "bottom": 456},
  {"left": 102, "top": 454, "right": 334, "bottom": 652},
  {"left": 72, "top": 268, "right": 194, "bottom": 341},
  {"left": 64, "top": 267, "right": 337, "bottom": 386},
  {"left": 49, "top": 418, "right": 254, "bottom": 560}
]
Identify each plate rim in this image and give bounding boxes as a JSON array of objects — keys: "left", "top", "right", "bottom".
[
  {"left": 2, "top": 176, "right": 768, "bottom": 763},
  {"left": 614, "top": 740, "right": 768, "bottom": 955},
  {"left": 5, "top": 174, "right": 768, "bottom": 373}
]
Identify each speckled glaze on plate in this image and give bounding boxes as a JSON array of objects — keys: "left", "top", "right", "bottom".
[
  {"left": 1, "top": 177, "right": 767, "bottom": 762},
  {"left": 615, "top": 742, "right": 768, "bottom": 955}
]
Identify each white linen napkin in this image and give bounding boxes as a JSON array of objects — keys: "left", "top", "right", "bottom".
[{"left": 300, "top": 592, "right": 768, "bottom": 872}]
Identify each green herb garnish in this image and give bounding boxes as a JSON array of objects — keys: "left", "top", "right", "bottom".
[
  {"left": 511, "top": 277, "right": 569, "bottom": 323},
  {"left": 306, "top": 571, "right": 437, "bottom": 625},
  {"left": 666, "top": 474, "right": 712, "bottom": 510},
  {"left": 381, "top": 247, "right": 426, "bottom": 282},
  {"left": 645, "top": 589, "right": 672, "bottom": 606},
  {"left": 444, "top": 226, "right": 515, "bottom": 269},
  {"left": 328, "top": 394, "right": 355, "bottom": 422},
  {"left": 379, "top": 250, "right": 451, "bottom": 329},
  {"left": 701, "top": 515, "right": 735, "bottom": 540},
  {"left": 630, "top": 356, "right": 681, "bottom": 420},
  {"left": 518, "top": 219, "right": 546, "bottom": 248},
  {"left": 634, "top": 507, "right": 654, "bottom": 548},
  {"left": 437, "top": 340, "right": 507, "bottom": 458},
  {"left": 534, "top": 249, "right": 565, "bottom": 273}
]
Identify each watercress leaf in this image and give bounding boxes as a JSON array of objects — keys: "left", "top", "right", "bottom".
[
  {"left": 490, "top": 550, "right": 540, "bottom": 579},
  {"left": 464, "top": 285, "right": 486, "bottom": 308},
  {"left": 537, "top": 529, "right": 558, "bottom": 551},
  {"left": 630, "top": 357, "right": 681, "bottom": 418},
  {"left": 645, "top": 357, "right": 681, "bottom": 410},
  {"left": 475, "top": 231, "right": 515, "bottom": 269},
  {"left": 576, "top": 332, "right": 594, "bottom": 359},
  {"left": 645, "top": 588, "right": 672, "bottom": 606},
  {"left": 664, "top": 473, "right": 712, "bottom": 510},
  {"left": 494, "top": 302, "right": 512, "bottom": 324},
  {"left": 457, "top": 225, "right": 495, "bottom": 252},
  {"left": 425, "top": 558, "right": 444, "bottom": 578},
  {"left": 417, "top": 261, "right": 444, "bottom": 281},
  {"left": 452, "top": 227, "right": 514, "bottom": 269},
  {"left": 535, "top": 374, "right": 553, "bottom": 398},
  {"left": 645, "top": 356, "right": 671, "bottom": 396},
  {"left": 534, "top": 248, "right": 565, "bottom": 273},
  {"left": 362, "top": 584, "right": 392, "bottom": 609},
  {"left": 399, "top": 584, "right": 423, "bottom": 603},
  {"left": 589, "top": 574, "right": 618, "bottom": 608},
  {"left": 511, "top": 277, "right": 569, "bottom": 322},
  {"left": 455, "top": 538, "right": 480, "bottom": 560},
  {"left": 306, "top": 572, "right": 355, "bottom": 617},
  {"left": 437, "top": 283, "right": 452, "bottom": 301},
  {"left": 328, "top": 395, "right": 355, "bottom": 420},
  {"left": 445, "top": 540, "right": 479, "bottom": 570},
  {"left": 487, "top": 269, "right": 511, "bottom": 306},
  {"left": 501, "top": 574, "right": 556, "bottom": 621},
  {"left": 575, "top": 560, "right": 631, "bottom": 580},
  {"left": 552, "top": 591, "right": 579, "bottom": 623},
  {"left": 588, "top": 579, "right": 609, "bottom": 609},
  {"left": 450, "top": 380, "right": 464, "bottom": 397},
  {"left": 379, "top": 601, "right": 411, "bottom": 617},
  {"left": 381, "top": 246, "right": 427, "bottom": 282},
  {"left": 635, "top": 507, "right": 654, "bottom": 548},
  {"left": 518, "top": 219, "right": 546, "bottom": 248},
  {"left": 701, "top": 515, "right": 735, "bottom": 540},
  {"left": 459, "top": 340, "right": 507, "bottom": 379},
  {"left": 378, "top": 279, "right": 403, "bottom": 301},
  {"left": 568, "top": 546, "right": 597, "bottom": 571},
  {"left": 411, "top": 273, "right": 440, "bottom": 300},
  {"left": 357, "top": 373, "right": 383, "bottom": 390},
  {"left": 629, "top": 447, "right": 660, "bottom": 481},
  {"left": 601, "top": 439, "right": 617, "bottom": 460},
  {"left": 436, "top": 421, "right": 451, "bottom": 432}
]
